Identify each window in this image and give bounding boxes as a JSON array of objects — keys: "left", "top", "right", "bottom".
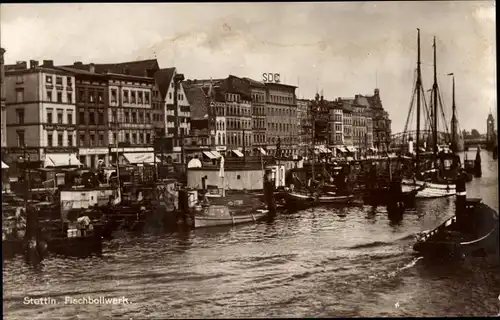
[
  {"left": 111, "top": 89, "right": 117, "bottom": 103},
  {"left": 131, "top": 133, "right": 136, "bottom": 144},
  {"left": 58, "top": 133, "right": 63, "bottom": 147},
  {"left": 57, "top": 110, "right": 63, "bottom": 124},
  {"left": 68, "top": 134, "right": 74, "bottom": 147},
  {"left": 47, "top": 90, "right": 53, "bottom": 102},
  {"left": 98, "top": 91, "right": 103, "bottom": 103},
  {"left": 132, "top": 112, "right": 137, "bottom": 123},
  {"left": 67, "top": 77, "right": 72, "bottom": 87},
  {"left": 79, "top": 111, "right": 85, "bottom": 125},
  {"left": 98, "top": 134, "right": 104, "bottom": 146},
  {"left": 139, "top": 112, "right": 143, "bottom": 123},
  {"left": 67, "top": 112, "right": 73, "bottom": 125},
  {"left": 146, "top": 112, "right": 150, "bottom": 123},
  {"left": 16, "top": 89, "right": 24, "bottom": 103},
  {"left": 46, "top": 76, "right": 53, "bottom": 84},
  {"left": 138, "top": 92, "right": 143, "bottom": 104},
  {"left": 98, "top": 110, "right": 104, "bottom": 125},
  {"left": 78, "top": 89, "right": 85, "bottom": 102},
  {"left": 56, "top": 77, "right": 63, "bottom": 85},
  {"left": 169, "top": 92, "right": 172, "bottom": 99},
  {"left": 131, "top": 91, "right": 136, "bottom": 104},
  {"left": 112, "top": 133, "right": 116, "bottom": 144},
  {"left": 123, "top": 90, "right": 129, "bottom": 103},
  {"left": 47, "top": 109, "right": 53, "bottom": 124},
  {"left": 89, "top": 134, "right": 95, "bottom": 147},
  {"left": 79, "top": 133, "right": 85, "bottom": 146},
  {"left": 89, "top": 109, "right": 95, "bottom": 125},
  {"left": 125, "top": 112, "right": 129, "bottom": 123},
  {"left": 56, "top": 92, "right": 62, "bottom": 103},
  {"left": 112, "top": 110, "right": 117, "bottom": 123},
  {"left": 89, "top": 90, "right": 95, "bottom": 103},
  {"left": 47, "top": 133, "right": 53, "bottom": 147},
  {"left": 125, "top": 133, "right": 130, "bottom": 143},
  {"left": 67, "top": 93, "right": 72, "bottom": 104},
  {"left": 145, "top": 92, "right": 150, "bottom": 104},
  {"left": 17, "top": 131, "right": 25, "bottom": 147},
  {"left": 146, "top": 133, "right": 151, "bottom": 144},
  {"left": 16, "top": 109, "right": 25, "bottom": 124},
  {"left": 138, "top": 133, "right": 143, "bottom": 144}
]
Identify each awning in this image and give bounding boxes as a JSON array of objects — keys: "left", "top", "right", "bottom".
[
  {"left": 232, "top": 149, "right": 244, "bottom": 157},
  {"left": 336, "top": 146, "right": 348, "bottom": 153},
  {"left": 211, "top": 150, "right": 222, "bottom": 159},
  {"left": 315, "top": 146, "right": 330, "bottom": 154},
  {"left": 259, "top": 147, "right": 267, "bottom": 155},
  {"left": 1, "top": 161, "right": 9, "bottom": 169},
  {"left": 203, "top": 151, "right": 217, "bottom": 159},
  {"left": 368, "top": 147, "right": 377, "bottom": 152},
  {"left": 44, "top": 153, "right": 82, "bottom": 168},
  {"left": 123, "top": 152, "right": 161, "bottom": 164},
  {"left": 346, "top": 146, "right": 357, "bottom": 153}
]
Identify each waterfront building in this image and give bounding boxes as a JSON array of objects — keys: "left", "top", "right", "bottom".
[
  {"left": 4, "top": 60, "right": 80, "bottom": 168},
  {"left": 328, "top": 101, "right": 344, "bottom": 156},
  {"left": 310, "top": 93, "right": 329, "bottom": 147},
  {"left": 297, "top": 99, "right": 312, "bottom": 157},
  {"left": 243, "top": 77, "right": 267, "bottom": 156},
  {"left": 366, "top": 89, "right": 391, "bottom": 152},
  {"left": 1, "top": 48, "right": 6, "bottom": 149},
  {"left": 264, "top": 82, "right": 298, "bottom": 157},
  {"left": 55, "top": 65, "right": 110, "bottom": 168},
  {"left": 341, "top": 103, "right": 354, "bottom": 150}
]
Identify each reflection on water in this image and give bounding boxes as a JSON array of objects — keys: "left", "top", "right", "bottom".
[{"left": 3, "top": 152, "right": 499, "bottom": 319}]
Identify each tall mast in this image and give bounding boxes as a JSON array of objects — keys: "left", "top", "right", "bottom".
[
  {"left": 450, "top": 74, "right": 457, "bottom": 153},
  {"left": 432, "top": 36, "right": 438, "bottom": 156},
  {"left": 416, "top": 29, "right": 422, "bottom": 167}
]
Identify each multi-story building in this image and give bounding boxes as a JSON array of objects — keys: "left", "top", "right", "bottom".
[
  {"left": 243, "top": 77, "right": 267, "bottom": 156},
  {"left": 297, "top": 99, "right": 312, "bottom": 156},
  {"left": 341, "top": 104, "right": 354, "bottom": 149},
  {"left": 311, "top": 93, "right": 329, "bottom": 147},
  {"left": 56, "top": 65, "right": 110, "bottom": 168},
  {"left": 265, "top": 82, "right": 298, "bottom": 156},
  {"left": 4, "top": 60, "right": 79, "bottom": 168},
  {"left": 366, "top": 89, "right": 391, "bottom": 152},
  {"left": 329, "top": 101, "right": 344, "bottom": 155},
  {"left": 486, "top": 112, "right": 495, "bottom": 145},
  {"left": 1, "top": 48, "right": 6, "bottom": 150}
]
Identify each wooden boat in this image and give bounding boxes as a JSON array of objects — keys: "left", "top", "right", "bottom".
[
  {"left": 194, "top": 205, "right": 268, "bottom": 228},
  {"left": 402, "top": 177, "right": 456, "bottom": 198},
  {"left": 414, "top": 198, "right": 499, "bottom": 259}
]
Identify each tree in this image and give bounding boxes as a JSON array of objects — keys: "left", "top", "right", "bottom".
[{"left": 470, "top": 129, "right": 481, "bottom": 138}]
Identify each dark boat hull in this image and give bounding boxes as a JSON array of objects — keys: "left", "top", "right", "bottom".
[
  {"left": 414, "top": 202, "right": 499, "bottom": 259},
  {"left": 47, "top": 234, "right": 102, "bottom": 258}
]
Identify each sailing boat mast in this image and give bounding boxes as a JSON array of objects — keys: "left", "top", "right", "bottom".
[
  {"left": 450, "top": 73, "right": 457, "bottom": 153},
  {"left": 416, "top": 28, "right": 422, "bottom": 167},
  {"left": 432, "top": 36, "right": 438, "bottom": 156}
]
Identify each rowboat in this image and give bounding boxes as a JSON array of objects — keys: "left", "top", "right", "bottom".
[
  {"left": 402, "top": 178, "right": 455, "bottom": 198},
  {"left": 194, "top": 205, "right": 268, "bottom": 228}
]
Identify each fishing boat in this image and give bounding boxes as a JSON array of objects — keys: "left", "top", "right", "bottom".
[
  {"left": 401, "top": 30, "right": 461, "bottom": 199},
  {"left": 194, "top": 205, "right": 268, "bottom": 228},
  {"left": 414, "top": 175, "right": 499, "bottom": 259}
]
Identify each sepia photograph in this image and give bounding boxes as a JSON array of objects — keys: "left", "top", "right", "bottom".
[{"left": 1, "top": 1, "right": 498, "bottom": 318}]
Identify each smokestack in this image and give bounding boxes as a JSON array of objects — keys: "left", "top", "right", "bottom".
[
  {"left": 73, "top": 61, "right": 83, "bottom": 67},
  {"left": 29, "top": 60, "right": 39, "bottom": 69},
  {"left": 16, "top": 61, "right": 27, "bottom": 69},
  {"left": 89, "top": 63, "right": 95, "bottom": 73},
  {"left": 42, "top": 60, "right": 54, "bottom": 68}
]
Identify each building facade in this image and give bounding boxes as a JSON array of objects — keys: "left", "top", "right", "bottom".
[
  {"left": 366, "top": 89, "right": 391, "bottom": 152},
  {"left": 342, "top": 104, "right": 353, "bottom": 148},
  {"left": 243, "top": 78, "right": 267, "bottom": 155},
  {"left": 311, "top": 93, "right": 329, "bottom": 147},
  {"left": 265, "top": 82, "right": 298, "bottom": 156},
  {"left": 486, "top": 112, "right": 495, "bottom": 145},
  {"left": 329, "top": 102, "right": 344, "bottom": 153},
  {"left": 297, "top": 99, "right": 312, "bottom": 156},
  {"left": 4, "top": 60, "right": 78, "bottom": 167}
]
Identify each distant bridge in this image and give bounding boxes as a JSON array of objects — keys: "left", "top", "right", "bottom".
[
  {"left": 390, "top": 130, "right": 490, "bottom": 149},
  {"left": 463, "top": 138, "right": 488, "bottom": 149}
]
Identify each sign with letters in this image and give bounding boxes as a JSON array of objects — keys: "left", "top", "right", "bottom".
[{"left": 262, "top": 73, "right": 280, "bottom": 83}]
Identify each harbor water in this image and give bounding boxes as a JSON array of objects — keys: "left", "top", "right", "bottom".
[{"left": 3, "top": 151, "right": 499, "bottom": 318}]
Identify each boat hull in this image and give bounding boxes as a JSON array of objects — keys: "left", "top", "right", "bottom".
[
  {"left": 284, "top": 191, "right": 354, "bottom": 209},
  {"left": 194, "top": 209, "right": 268, "bottom": 228},
  {"left": 414, "top": 203, "right": 499, "bottom": 259},
  {"left": 402, "top": 179, "right": 456, "bottom": 198},
  {"left": 47, "top": 234, "right": 103, "bottom": 258}
]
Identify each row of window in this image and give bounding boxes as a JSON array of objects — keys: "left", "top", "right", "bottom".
[
  {"left": 268, "top": 106, "right": 296, "bottom": 117},
  {"left": 46, "top": 75, "right": 72, "bottom": 87},
  {"left": 269, "top": 94, "right": 294, "bottom": 105},
  {"left": 47, "top": 108, "right": 73, "bottom": 124},
  {"left": 268, "top": 122, "right": 296, "bottom": 133},
  {"left": 226, "top": 105, "right": 252, "bottom": 117},
  {"left": 226, "top": 119, "right": 251, "bottom": 130},
  {"left": 110, "top": 88, "right": 151, "bottom": 105},
  {"left": 47, "top": 132, "right": 75, "bottom": 147},
  {"left": 109, "top": 109, "right": 152, "bottom": 124},
  {"left": 78, "top": 89, "right": 104, "bottom": 104}
]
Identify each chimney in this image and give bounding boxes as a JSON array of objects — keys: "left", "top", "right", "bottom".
[
  {"left": 73, "top": 61, "right": 83, "bottom": 67},
  {"left": 16, "top": 61, "right": 27, "bottom": 69},
  {"left": 89, "top": 63, "right": 95, "bottom": 73},
  {"left": 29, "top": 60, "right": 39, "bottom": 69},
  {"left": 42, "top": 60, "right": 54, "bottom": 68}
]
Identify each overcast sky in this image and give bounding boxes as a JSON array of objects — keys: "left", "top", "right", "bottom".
[{"left": 1, "top": 2, "right": 495, "bottom": 133}]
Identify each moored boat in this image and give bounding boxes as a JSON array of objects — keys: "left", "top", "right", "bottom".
[{"left": 194, "top": 206, "right": 268, "bottom": 228}]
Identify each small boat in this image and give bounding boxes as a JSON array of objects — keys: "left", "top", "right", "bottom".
[
  {"left": 194, "top": 206, "right": 268, "bottom": 228},
  {"left": 414, "top": 198, "right": 499, "bottom": 259},
  {"left": 285, "top": 189, "right": 354, "bottom": 205}
]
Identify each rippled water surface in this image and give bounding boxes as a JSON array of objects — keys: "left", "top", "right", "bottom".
[{"left": 3, "top": 151, "right": 500, "bottom": 318}]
